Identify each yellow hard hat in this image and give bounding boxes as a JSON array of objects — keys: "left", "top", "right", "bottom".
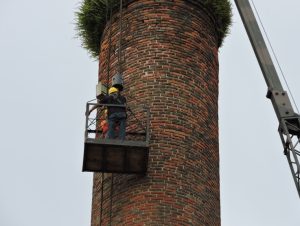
[{"left": 108, "top": 87, "right": 118, "bottom": 94}]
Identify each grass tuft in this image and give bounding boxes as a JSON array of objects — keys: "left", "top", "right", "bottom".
[{"left": 75, "top": 0, "right": 232, "bottom": 58}]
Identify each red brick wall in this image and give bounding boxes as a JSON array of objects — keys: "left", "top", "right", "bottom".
[{"left": 92, "top": 0, "right": 220, "bottom": 225}]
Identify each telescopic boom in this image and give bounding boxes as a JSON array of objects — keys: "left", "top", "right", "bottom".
[{"left": 234, "top": 0, "right": 300, "bottom": 197}]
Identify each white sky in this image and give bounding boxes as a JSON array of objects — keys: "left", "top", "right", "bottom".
[{"left": 0, "top": 0, "right": 300, "bottom": 226}]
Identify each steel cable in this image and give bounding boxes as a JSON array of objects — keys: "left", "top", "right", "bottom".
[{"left": 250, "top": 0, "right": 300, "bottom": 113}]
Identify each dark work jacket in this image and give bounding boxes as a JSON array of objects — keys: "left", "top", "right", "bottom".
[{"left": 100, "top": 94, "right": 127, "bottom": 117}]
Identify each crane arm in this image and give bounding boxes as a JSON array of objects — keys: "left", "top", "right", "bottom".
[{"left": 234, "top": 0, "right": 300, "bottom": 197}]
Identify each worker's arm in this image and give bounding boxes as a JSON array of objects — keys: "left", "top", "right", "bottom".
[
  {"left": 99, "top": 95, "right": 111, "bottom": 104},
  {"left": 85, "top": 95, "right": 111, "bottom": 116}
]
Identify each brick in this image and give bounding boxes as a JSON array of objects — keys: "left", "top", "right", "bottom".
[{"left": 92, "top": 0, "right": 220, "bottom": 225}]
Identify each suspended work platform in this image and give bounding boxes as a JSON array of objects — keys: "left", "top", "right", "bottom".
[{"left": 82, "top": 102, "right": 150, "bottom": 174}]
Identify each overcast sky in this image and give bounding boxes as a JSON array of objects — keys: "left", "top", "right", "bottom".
[{"left": 1, "top": 0, "right": 300, "bottom": 226}]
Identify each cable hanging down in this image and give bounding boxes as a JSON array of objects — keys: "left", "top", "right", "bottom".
[
  {"left": 250, "top": 0, "right": 300, "bottom": 114},
  {"left": 117, "top": 0, "right": 123, "bottom": 75}
]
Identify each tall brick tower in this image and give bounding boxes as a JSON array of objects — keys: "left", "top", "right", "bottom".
[{"left": 77, "top": 0, "right": 231, "bottom": 225}]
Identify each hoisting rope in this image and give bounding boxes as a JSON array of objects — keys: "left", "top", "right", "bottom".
[
  {"left": 98, "top": 173, "right": 114, "bottom": 226},
  {"left": 250, "top": 0, "right": 300, "bottom": 114},
  {"left": 95, "top": 2, "right": 125, "bottom": 225},
  {"left": 100, "top": 3, "right": 123, "bottom": 224},
  {"left": 99, "top": 4, "right": 112, "bottom": 223},
  {"left": 99, "top": 173, "right": 104, "bottom": 226},
  {"left": 117, "top": 0, "right": 123, "bottom": 75},
  {"left": 109, "top": 173, "right": 114, "bottom": 226},
  {"left": 106, "top": 0, "right": 113, "bottom": 95}
]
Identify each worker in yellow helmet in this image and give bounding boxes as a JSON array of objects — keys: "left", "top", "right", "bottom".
[
  {"left": 100, "top": 87, "right": 127, "bottom": 140},
  {"left": 108, "top": 87, "right": 118, "bottom": 95}
]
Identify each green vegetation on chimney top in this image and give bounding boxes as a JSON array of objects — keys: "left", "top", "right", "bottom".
[{"left": 75, "top": 0, "right": 232, "bottom": 59}]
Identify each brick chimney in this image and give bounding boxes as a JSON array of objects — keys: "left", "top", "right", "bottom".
[{"left": 92, "top": 0, "right": 222, "bottom": 225}]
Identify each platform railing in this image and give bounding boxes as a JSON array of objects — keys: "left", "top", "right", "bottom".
[{"left": 85, "top": 101, "right": 150, "bottom": 144}]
